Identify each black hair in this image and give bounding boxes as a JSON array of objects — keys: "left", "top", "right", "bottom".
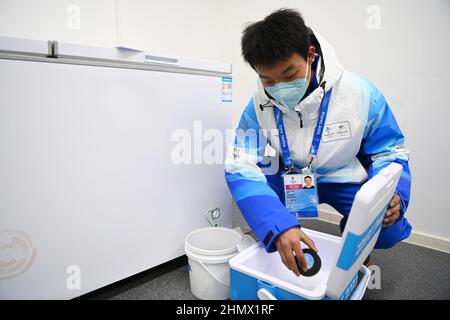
[
  {"left": 241, "top": 8, "right": 311, "bottom": 69},
  {"left": 304, "top": 176, "right": 312, "bottom": 180}
]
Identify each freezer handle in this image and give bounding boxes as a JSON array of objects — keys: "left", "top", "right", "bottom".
[{"left": 144, "top": 54, "right": 179, "bottom": 66}]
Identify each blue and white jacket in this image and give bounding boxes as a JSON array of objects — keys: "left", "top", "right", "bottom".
[{"left": 224, "top": 30, "right": 411, "bottom": 253}]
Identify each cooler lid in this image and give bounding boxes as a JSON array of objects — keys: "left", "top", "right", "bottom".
[{"left": 325, "top": 162, "right": 403, "bottom": 299}]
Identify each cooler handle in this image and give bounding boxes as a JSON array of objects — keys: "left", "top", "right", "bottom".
[
  {"left": 257, "top": 288, "right": 277, "bottom": 300},
  {"left": 257, "top": 280, "right": 278, "bottom": 300}
]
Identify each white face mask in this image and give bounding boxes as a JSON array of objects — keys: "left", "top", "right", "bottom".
[{"left": 265, "top": 58, "right": 310, "bottom": 110}]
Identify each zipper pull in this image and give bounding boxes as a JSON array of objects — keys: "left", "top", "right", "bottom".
[{"left": 296, "top": 111, "right": 303, "bottom": 128}]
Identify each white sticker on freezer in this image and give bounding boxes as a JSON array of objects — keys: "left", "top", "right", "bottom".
[{"left": 222, "top": 77, "right": 232, "bottom": 102}]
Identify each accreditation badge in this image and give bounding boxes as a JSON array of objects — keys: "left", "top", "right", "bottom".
[{"left": 283, "top": 173, "right": 319, "bottom": 218}]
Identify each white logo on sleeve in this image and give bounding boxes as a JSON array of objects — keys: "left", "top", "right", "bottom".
[{"left": 322, "top": 121, "right": 352, "bottom": 142}]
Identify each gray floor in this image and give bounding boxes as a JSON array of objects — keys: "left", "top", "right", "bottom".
[{"left": 83, "top": 220, "right": 450, "bottom": 300}]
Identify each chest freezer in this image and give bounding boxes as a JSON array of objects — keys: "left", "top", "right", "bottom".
[{"left": 0, "top": 36, "right": 232, "bottom": 299}]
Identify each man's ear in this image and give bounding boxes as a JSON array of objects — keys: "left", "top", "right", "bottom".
[{"left": 308, "top": 46, "right": 316, "bottom": 64}]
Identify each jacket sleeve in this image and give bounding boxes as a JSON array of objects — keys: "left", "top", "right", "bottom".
[
  {"left": 224, "top": 98, "right": 300, "bottom": 253},
  {"left": 357, "top": 80, "right": 411, "bottom": 215}
]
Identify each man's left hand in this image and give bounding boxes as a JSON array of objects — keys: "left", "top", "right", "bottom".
[{"left": 383, "top": 193, "right": 401, "bottom": 227}]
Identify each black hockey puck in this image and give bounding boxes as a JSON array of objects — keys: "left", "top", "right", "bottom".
[{"left": 295, "top": 248, "right": 321, "bottom": 277}]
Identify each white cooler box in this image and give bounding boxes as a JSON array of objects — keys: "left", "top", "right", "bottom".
[{"left": 229, "top": 163, "right": 403, "bottom": 300}]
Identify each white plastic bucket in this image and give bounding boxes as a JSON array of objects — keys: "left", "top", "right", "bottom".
[{"left": 185, "top": 227, "right": 250, "bottom": 300}]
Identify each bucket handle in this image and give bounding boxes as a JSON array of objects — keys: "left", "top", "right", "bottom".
[
  {"left": 198, "top": 260, "right": 230, "bottom": 288},
  {"left": 237, "top": 234, "right": 256, "bottom": 252}
]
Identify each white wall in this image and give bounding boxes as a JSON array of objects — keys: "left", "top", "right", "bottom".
[
  {"left": 0, "top": 0, "right": 117, "bottom": 47},
  {"left": 0, "top": 0, "right": 449, "bottom": 242}
]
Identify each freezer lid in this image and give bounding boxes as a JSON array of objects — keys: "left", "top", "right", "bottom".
[
  {"left": 0, "top": 36, "right": 232, "bottom": 77},
  {"left": 56, "top": 41, "right": 232, "bottom": 74},
  {"left": 0, "top": 36, "right": 48, "bottom": 56},
  {"left": 325, "top": 163, "right": 403, "bottom": 299}
]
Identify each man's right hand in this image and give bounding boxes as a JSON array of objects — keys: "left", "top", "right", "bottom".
[{"left": 274, "top": 227, "right": 318, "bottom": 277}]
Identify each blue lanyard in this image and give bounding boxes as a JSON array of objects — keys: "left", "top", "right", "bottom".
[{"left": 274, "top": 88, "right": 332, "bottom": 171}]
